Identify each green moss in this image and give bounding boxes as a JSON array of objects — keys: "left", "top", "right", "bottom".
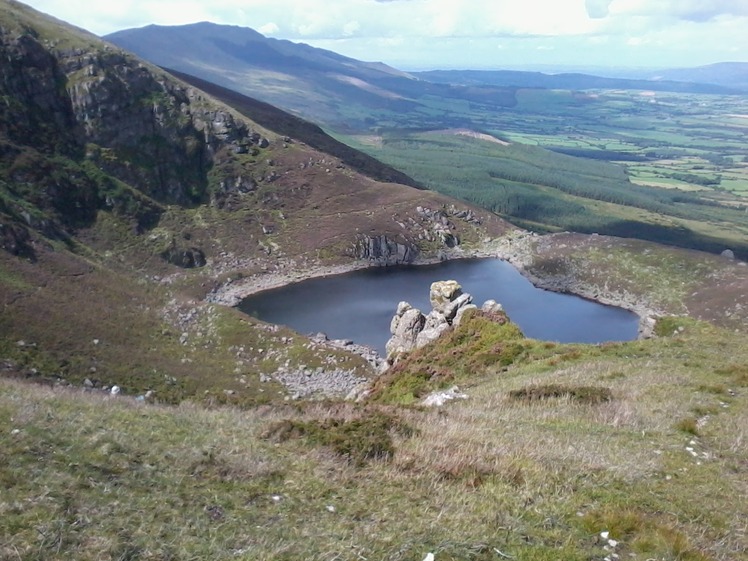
[
  {"left": 372, "top": 309, "right": 527, "bottom": 404},
  {"left": 654, "top": 316, "right": 689, "bottom": 337}
]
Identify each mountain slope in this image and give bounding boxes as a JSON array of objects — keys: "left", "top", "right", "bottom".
[
  {"left": 163, "top": 67, "right": 420, "bottom": 188},
  {"left": 104, "top": 22, "right": 518, "bottom": 130},
  {"left": 1, "top": 0, "right": 509, "bottom": 401},
  {"left": 647, "top": 62, "right": 748, "bottom": 91},
  {"left": 3, "top": 5, "right": 748, "bottom": 561},
  {"left": 413, "top": 68, "right": 743, "bottom": 94}
]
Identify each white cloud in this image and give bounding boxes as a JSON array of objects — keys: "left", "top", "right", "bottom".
[
  {"left": 18, "top": 0, "right": 748, "bottom": 69},
  {"left": 258, "top": 22, "right": 280, "bottom": 35},
  {"left": 342, "top": 20, "right": 361, "bottom": 37}
]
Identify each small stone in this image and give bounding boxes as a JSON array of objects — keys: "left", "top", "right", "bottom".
[
  {"left": 481, "top": 299, "right": 503, "bottom": 314},
  {"left": 271, "top": 495, "right": 282, "bottom": 502},
  {"left": 92, "top": 339, "right": 100, "bottom": 345},
  {"left": 11, "top": 429, "right": 20, "bottom": 435},
  {"left": 110, "top": 385, "right": 120, "bottom": 396},
  {"left": 326, "top": 505, "right": 335, "bottom": 513},
  {"left": 608, "top": 539, "right": 618, "bottom": 548},
  {"left": 600, "top": 531, "right": 610, "bottom": 539}
]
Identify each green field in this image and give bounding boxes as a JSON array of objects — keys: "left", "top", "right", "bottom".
[
  {"left": 339, "top": 129, "right": 748, "bottom": 258},
  {"left": 332, "top": 87, "right": 748, "bottom": 258}
]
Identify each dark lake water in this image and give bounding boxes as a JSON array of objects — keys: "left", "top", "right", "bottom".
[{"left": 238, "top": 258, "right": 639, "bottom": 354}]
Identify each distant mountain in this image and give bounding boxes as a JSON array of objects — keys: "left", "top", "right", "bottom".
[
  {"left": 412, "top": 69, "right": 743, "bottom": 94},
  {"left": 104, "top": 22, "right": 518, "bottom": 130},
  {"left": 645, "top": 62, "right": 748, "bottom": 91},
  {"left": 105, "top": 23, "right": 745, "bottom": 134}
]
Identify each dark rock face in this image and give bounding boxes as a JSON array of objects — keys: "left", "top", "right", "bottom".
[
  {"left": 161, "top": 247, "right": 206, "bottom": 268},
  {"left": 0, "top": 32, "right": 81, "bottom": 155},
  {"left": 160, "top": 239, "right": 207, "bottom": 268},
  {"left": 355, "top": 235, "right": 417, "bottom": 266},
  {"left": 0, "top": 21, "right": 273, "bottom": 239},
  {"left": 0, "top": 221, "right": 35, "bottom": 259}
]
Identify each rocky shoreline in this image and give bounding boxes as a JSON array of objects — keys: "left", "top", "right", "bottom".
[
  {"left": 205, "top": 245, "right": 496, "bottom": 307},
  {"left": 205, "top": 232, "right": 658, "bottom": 338},
  {"left": 490, "top": 232, "right": 661, "bottom": 338},
  {"left": 198, "top": 232, "right": 670, "bottom": 400}
]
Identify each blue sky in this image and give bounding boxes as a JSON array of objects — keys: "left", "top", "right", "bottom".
[{"left": 22, "top": 0, "right": 748, "bottom": 71}]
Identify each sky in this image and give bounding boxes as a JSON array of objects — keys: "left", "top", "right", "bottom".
[{"left": 21, "top": 0, "right": 748, "bottom": 71}]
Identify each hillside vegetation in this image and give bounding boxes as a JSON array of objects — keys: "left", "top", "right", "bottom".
[
  {"left": 0, "top": 0, "right": 506, "bottom": 401},
  {"left": 2, "top": 3, "right": 748, "bottom": 561},
  {"left": 343, "top": 131, "right": 748, "bottom": 258},
  {"left": 3, "top": 314, "right": 747, "bottom": 561},
  {"left": 104, "top": 22, "right": 748, "bottom": 260}
]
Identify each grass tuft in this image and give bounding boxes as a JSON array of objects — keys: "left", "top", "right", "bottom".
[
  {"left": 508, "top": 383, "right": 613, "bottom": 405},
  {"left": 674, "top": 416, "right": 700, "bottom": 436},
  {"left": 261, "top": 411, "right": 414, "bottom": 466}
]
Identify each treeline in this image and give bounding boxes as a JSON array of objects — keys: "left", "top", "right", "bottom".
[
  {"left": 480, "top": 144, "right": 730, "bottom": 223},
  {"left": 664, "top": 172, "right": 721, "bottom": 186},
  {"left": 549, "top": 148, "right": 648, "bottom": 162},
  {"left": 360, "top": 132, "right": 748, "bottom": 260}
]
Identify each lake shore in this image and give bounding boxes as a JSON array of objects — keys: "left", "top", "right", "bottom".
[{"left": 205, "top": 232, "right": 659, "bottom": 338}]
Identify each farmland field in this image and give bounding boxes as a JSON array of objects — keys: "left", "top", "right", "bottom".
[{"left": 333, "top": 87, "right": 748, "bottom": 258}]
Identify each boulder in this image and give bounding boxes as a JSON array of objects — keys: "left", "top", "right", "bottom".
[
  {"left": 429, "top": 280, "right": 463, "bottom": 313},
  {"left": 385, "top": 305, "right": 425, "bottom": 358},
  {"left": 481, "top": 299, "right": 503, "bottom": 314},
  {"left": 443, "top": 292, "right": 473, "bottom": 322},
  {"left": 454, "top": 303, "right": 477, "bottom": 325},
  {"left": 416, "top": 310, "right": 450, "bottom": 347},
  {"left": 422, "top": 386, "right": 468, "bottom": 407}
]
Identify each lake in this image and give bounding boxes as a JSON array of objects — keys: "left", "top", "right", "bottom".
[{"left": 238, "top": 258, "right": 639, "bottom": 354}]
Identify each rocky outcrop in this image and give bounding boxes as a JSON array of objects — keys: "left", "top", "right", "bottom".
[
  {"left": 160, "top": 242, "right": 206, "bottom": 268},
  {"left": 385, "top": 280, "right": 477, "bottom": 361},
  {"left": 355, "top": 235, "right": 417, "bottom": 266},
  {"left": 0, "top": 221, "right": 34, "bottom": 259},
  {"left": 0, "top": 21, "right": 273, "bottom": 229},
  {"left": 386, "top": 302, "right": 426, "bottom": 357}
]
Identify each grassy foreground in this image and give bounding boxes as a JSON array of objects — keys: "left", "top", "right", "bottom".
[{"left": 2, "top": 315, "right": 746, "bottom": 561}]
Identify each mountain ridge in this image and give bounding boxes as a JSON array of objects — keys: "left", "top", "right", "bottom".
[{"left": 105, "top": 21, "right": 745, "bottom": 135}]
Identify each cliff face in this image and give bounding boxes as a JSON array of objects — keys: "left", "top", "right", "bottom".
[{"left": 0, "top": 21, "right": 271, "bottom": 218}]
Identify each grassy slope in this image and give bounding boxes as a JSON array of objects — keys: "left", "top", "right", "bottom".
[
  {"left": 2, "top": 315, "right": 746, "bottom": 561},
  {"left": 0, "top": 241, "right": 378, "bottom": 406}
]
